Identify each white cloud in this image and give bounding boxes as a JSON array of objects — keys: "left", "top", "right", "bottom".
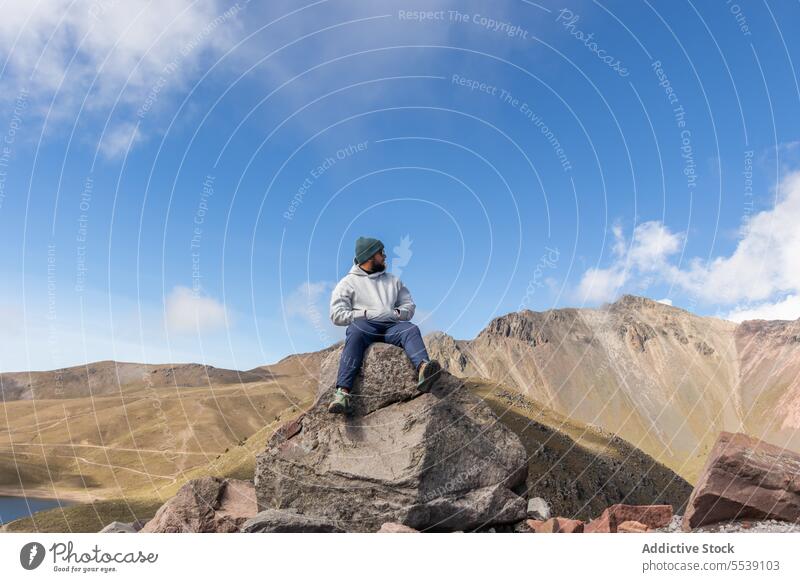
[
  {"left": 628, "top": 220, "right": 683, "bottom": 268},
  {"left": 99, "top": 121, "right": 141, "bottom": 159},
  {"left": 284, "top": 281, "right": 340, "bottom": 347},
  {"left": 669, "top": 171, "right": 800, "bottom": 304},
  {"left": 724, "top": 294, "right": 800, "bottom": 322},
  {"left": 576, "top": 264, "right": 628, "bottom": 303},
  {"left": 575, "top": 171, "right": 800, "bottom": 318},
  {"left": 656, "top": 298, "right": 673, "bottom": 306},
  {"left": 0, "top": 1, "right": 245, "bottom": 155},
  {"left": 0, "top": 281, "right": 279, "bottom": 372},
  {"left": 575, "top": 220, "right": 682, "bottom": 303},
  {"left": 285, "top": 281, "right": 332, "bottom": 321},
  {"left": 237, "top": 0, "right": 508, "bottom": 137},
  {"left": 390, "top": 234, "right": 413, "bottom": 277},
  {"left": 165, "top": 285, "right": 228, "bottom": 333}
]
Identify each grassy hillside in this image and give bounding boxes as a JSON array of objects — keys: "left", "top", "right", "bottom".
[
  {"left": 1, "top": 402, "right": 312, "bottom": 532},
  {"left": 0, "top": 382, "right": 311, "bottom": 497},
  {"left": 1, "top": 353, "right": 323, "bottom": 532}
]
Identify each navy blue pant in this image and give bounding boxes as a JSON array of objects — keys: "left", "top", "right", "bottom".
[{"left": 336, "top": 319, "right": 430, "bottom": 389}]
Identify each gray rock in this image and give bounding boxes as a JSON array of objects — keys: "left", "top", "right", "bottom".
[
  {"left": 99, "top": 521, "right": 138, "bottom": 533},
  {"left": 527, "top": 497, "right": 551, "bottom": 520},
  {"left": 241, "top": 509, "right": 344, "bottom": 532},
  {"left": 254, "top": 343, "right": 528, "bottom": 532}
]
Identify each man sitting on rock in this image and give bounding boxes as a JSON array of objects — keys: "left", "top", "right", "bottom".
[{"left": 328, "top": 236, "right": 442, "bottom": 414}]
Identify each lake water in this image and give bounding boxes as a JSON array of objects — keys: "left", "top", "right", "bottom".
[{"left": 0, "top": 495, "right": 75, "bottom": 525}]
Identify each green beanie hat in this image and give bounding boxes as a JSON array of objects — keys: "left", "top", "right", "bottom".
[{"left": 354, "top": 236, "right": 384, "bottom": 265}]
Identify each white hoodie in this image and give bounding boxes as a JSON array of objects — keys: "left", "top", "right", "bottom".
[{"left": 329, "top": 264, "right": 416, "bottom": 326}]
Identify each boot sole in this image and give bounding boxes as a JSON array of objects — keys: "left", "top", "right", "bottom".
[
  {"left": 328, "top": 401, "right": 347, "bottom": 414},
  {"left": 417, "top": 361, "right": 442, "bottom": 393}
]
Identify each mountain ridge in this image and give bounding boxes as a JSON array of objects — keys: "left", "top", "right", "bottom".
[
  {"left": 425, "top": 295, "right": 800, "bottom": 483},
  {"left": 4, "top": 292, "right": 789, "bottom": 379}
]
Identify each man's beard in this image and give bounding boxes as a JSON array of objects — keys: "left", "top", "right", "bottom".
[{"left": 368, "top": 262, "right": 386, "bottom": 273}]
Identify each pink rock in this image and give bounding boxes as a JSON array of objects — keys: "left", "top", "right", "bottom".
[
  {"left": 585, "top": 504, "right": 672, "bottom": 533},
  {"left": 213, "top": 479, "right": 258, "bottom": 532},
  {"left": 140, "top": 476, "right": 256, "bottom": 533},
  {"left": 681, "top": 431, "right": 800, "bottom": 531}
]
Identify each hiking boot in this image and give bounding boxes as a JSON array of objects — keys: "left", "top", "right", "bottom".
[
  {"left": 328, "top": 387, "right": 351, "bottom": 414},
  {"left": 417, "top": 359, "right": 442, "bottom": 393}
]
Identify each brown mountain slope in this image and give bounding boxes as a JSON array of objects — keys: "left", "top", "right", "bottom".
[
  {"left": 734, "top": 319, "right": 800, "bottom": 450},
  {"left": 0, "top": 356, "right": 319, "bottom": 502},
  {"left": 0, "top": 361, "right": 269, "bottom": 402},
  {"left": 248, "top": 342, "right": 340, "bottom": 385},
  {"left": 426, "top": 294, "right": 800, "bottom": 483}
]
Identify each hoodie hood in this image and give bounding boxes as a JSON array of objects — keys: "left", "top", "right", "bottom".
[{"left": 348, "top": 263, "right": 386, "bottom": 279}]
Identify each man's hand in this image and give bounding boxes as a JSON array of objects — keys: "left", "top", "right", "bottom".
[{"left": 366, "top": 309, "right": 400, "bottom": 322}]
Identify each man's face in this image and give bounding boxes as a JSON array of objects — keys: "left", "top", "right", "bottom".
[{"left": 368, "top": 248, "right": 386, "bottom": 271}]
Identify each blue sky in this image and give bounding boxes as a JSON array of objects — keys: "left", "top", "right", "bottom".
[{"left": 1, "top": 0, "right": 799, "bottom": 372}]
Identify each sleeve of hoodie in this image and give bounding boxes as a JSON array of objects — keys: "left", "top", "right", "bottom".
[
  {"left": 394, "top": 278, "right": 416, "bottom": 321},
  {"left": 329, "top": 278, "right": 367, "bottom": 326}
]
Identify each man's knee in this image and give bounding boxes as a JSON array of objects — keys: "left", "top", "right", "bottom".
[
  {"left": 385, "top": 321, "right": 420, "bottom": 342},
  {"left": 392, "top": 321, "right": 418, "bottom": 332},
  {"left": 404, "top": 322, "right": 422, "bottom": 337}
]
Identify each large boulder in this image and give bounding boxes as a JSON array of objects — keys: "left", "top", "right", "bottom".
[
  {"left": 241, "top": 509, "right": 344, "bottom": 532},
  {"left": 139, "top": 476, "right": 256, "bottom": 533},
  {"left": 682, "top": 431, "right": 800, "bottom": 531},
  {"left": 253, "top": 343, "right": 528, "bottom": 532}
]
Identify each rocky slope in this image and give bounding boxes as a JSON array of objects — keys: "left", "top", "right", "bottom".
[
  {"left": 472, "top": 383, "right": 692, "bottom": 521},
  {"left": 425, "top": 294, "right": 800, "bottom": 483}
]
